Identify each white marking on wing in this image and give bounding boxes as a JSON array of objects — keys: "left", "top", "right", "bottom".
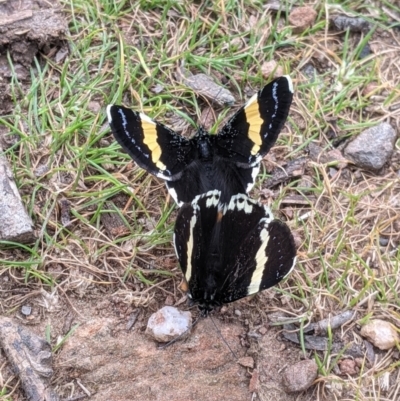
[
  {"left": 206, "top": 192, "right": 220, "bottom": 207},
  {"left": 247, "top": 226, "right": 270, "bottom": 294},
  {"left": 244, "top": 92, "right": 258, "bottom": 109},
  {"left": 246, "top": 164, "right": 260, "bottom": 192},
  {"left": 139, "top": 112, "right": 156, "bottom": 124},
  {"left": 260, "top": 208, "right": 274, "bottom": 223},
  {"left": 283, "top": 75, "right": 294, "bottom": 94},
  {"left": 283, "top": 256, "right": 297, "bottom": 278},
  {"left": 185, "top": 212, "right": 198, "bottom": 282},
  {"left": 166, "top": 185, "right": 182, "bottom": 205},
  {"left": 106, "top": 105, "right": 113, "bottom": 123}
]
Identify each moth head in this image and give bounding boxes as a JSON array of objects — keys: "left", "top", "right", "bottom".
[{"left": 198, "top": 302, "right": 215, "bottom": 316}]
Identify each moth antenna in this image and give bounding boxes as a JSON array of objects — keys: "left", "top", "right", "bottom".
[
  {"left": 209, "top": 314, "right": 238, "bottom": 359},
  {"left": 158, "top": 313, "right": 202, "bottom": 350}
]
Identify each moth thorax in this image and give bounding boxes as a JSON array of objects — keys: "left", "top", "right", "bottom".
[
  {"left": 196, "top": 128, "right": 213, "bottom": 160},
  {"left": 197, "top": 140, "right": 212, "bottom": 160}
]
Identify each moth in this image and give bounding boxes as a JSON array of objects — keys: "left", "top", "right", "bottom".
[
  {"left": 173, "top": 190, "right": 296, "bottom": 314},
  {"left": 107, "top": 76, "right": 293, "bottom": 205}
]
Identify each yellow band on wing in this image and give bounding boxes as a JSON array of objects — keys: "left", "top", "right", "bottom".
[
  {"left": 139, "top": 113, "right": 167, "bottom": 170},
  {"left": 244, "top": 93, "right": 263, "bottom": 155}
]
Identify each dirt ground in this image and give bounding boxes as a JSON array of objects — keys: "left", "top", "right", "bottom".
[
  {"left": 1, "top": 1, "right": 400, "bottom": 401},
  {"left": 0, "top": 283, "right": 315, "bottom": 400}
]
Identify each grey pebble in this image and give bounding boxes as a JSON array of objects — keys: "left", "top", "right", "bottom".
[{"left": 21, "top": 305, "right": 32, "bottom": 316}]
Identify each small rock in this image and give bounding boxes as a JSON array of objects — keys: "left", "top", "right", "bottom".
[
  {"left": 238, "top": 356, "right": 254, "bottom": 369},
  {"left": 364, "top": 339, "right": 376, "bottom": 363},
  {"left": 58, "top": 198, "right": 71, "bottom": 227},
  {"left": 88, "top": 101, "right": 101, "bottom": 114},
  {"left": 308, "top": 142, "right": 325, "bottom": 162},
  {"left": 145, "top": 306, "right": 192, "bottom": 343},
  {"left": 55, "top": 47, "right": 69, "bottom": 64},
  {"left": 248, "top": 15, "right": 258, "bottom": 29},
  {"left": 380, "top": 371, "right": 390, "bottom": 391},
  {"left": 362, "top": 82, "right": 379, "bottom": 97},
  {"left": 264, "top": 0, "right": 293, "bottom": 13},
  {"left": 259, "top": 326, "right": 267, "bottom": 335},
  {"left": 379, "top": 237, "right": 389, "bottom": 247},
  {"left": 151, "top": 83, "right": 164, "bottom": 94},
  {"left": 249, "top": 369, "right": 258, "bottom": 392},
  {"left": 329, "top": 167, "right": 338, "bottom": 178},
  {"left": 308, "top": 143, "right": 347, "bottom": 168},
  {"left": 21, "top": 305, "right": 32, "bottom": 316},
  {"left": 229, "top": 37, "right": 243, "bottom": 50},
  {"left": 326, "top": 149, "right": 348, "bottom": 169},
  {"left": 0, "top": 150, "right": 36, "bottom": 242},
  {"left": 331, "top": 15, "right": 372, "bottom": 32},
  {"left": 338, "top": 359, "right": 357, "bottom": 375},
  {"left": 282, "top": 359, "right": 318, "bottom": 393},
  {"left": 261, "top": 60, "right": 283, "bottom": 79},
  {"left": 181, "top": 73, "right": 235, "bottom": 106},
  {"left": 302, "top": 63, "right": 318, "bottom": 82},
  {"left": 358, "top": 42, "right": 371, "bottom": 59},
  {"left": 126, "top": 311, "right": 139, "bottom": 331},
  {"left": 34, "top": 164, "right": 50, "bottom": 177},
  {"left": 289, "top": 7, "right": 317, "bottom": 33},
  {"left": 220, "top": 306, "right": 229, "bottom": 314},
  {"left": 0, "top": 125, "right": 17, "bottom": 149},
  {"left": 344, "top": 123, "right": 397, "bottom": 170},
  {"left": 360, "top": 319, "right": 399, "bottom": 350},
  {"left": 297, "top": 175, "right": 314, "bottom": 194},
  {"left": 354, "top": 357, "right": 365, "bottom": 368},
  {"left": 167, "top": 9, "right": 179, "bottom": 18}
]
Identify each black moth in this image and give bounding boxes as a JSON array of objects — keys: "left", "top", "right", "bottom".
[
  {"left": 173, "top": 190, "right": 296, "bottom": 314},
  {"left": 107, "top": 76, "right": 293, "bottom": 205}
]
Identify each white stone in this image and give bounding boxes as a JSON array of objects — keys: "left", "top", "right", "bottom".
[
  {"left": 360, "top": 319, "right": 399, "bottom": 350},
  {"left": 145, "top": 306, "right": 192, "bottom": 343}
]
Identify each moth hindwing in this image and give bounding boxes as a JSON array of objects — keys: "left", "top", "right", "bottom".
[{"left": 174, "top": 191, "right": 297, "bottom": 313}]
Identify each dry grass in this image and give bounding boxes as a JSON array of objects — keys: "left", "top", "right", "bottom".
[{"left": 1, "top": 0, "right": 400, "bottom": 399}]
